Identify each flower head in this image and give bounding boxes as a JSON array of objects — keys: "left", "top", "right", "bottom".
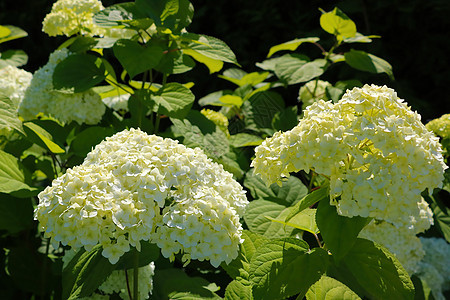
[
  {"left": 201, "top": 108, "right": 230, "bottom": 135},
  {"left": 298, "top": 80, "right": 331, "bottom": 110},
  {"left": 0, "top": 65, "right": 32, "bottom": 105},
  {"left": 426, "top": 113, "right": 450, "bottom": 140},
  {"left": 36, "top": 128, "right": 248, "bottom": 265},
  {"left": 252, "top": 84, "right": 447, "bottom": 228},
  {"left": 19, "top": 49, "right": 105, "bottom": 125}
]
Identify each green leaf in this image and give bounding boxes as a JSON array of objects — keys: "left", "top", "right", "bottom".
[
  {"left": 427, "top": 192, "right": 450, "bottom": 243},
  {"left": 155, "top": 49, "right": 196, "bottom": 75},
  {"left": 53, "top": 54, "right": 106, "bottom": 93},
  {"left": 306, "top": 275, "right": 361, "bottom": 300},
  {"left": 69, "top": 126, "right": 115, "bottom": 157},
  {"left": 183, "top": 33, "right": 238, "bottom": 65},
  {"left": 341, "top": 238, "right": 415, "bottom": 300},
  {"left": 267, "top": 37, "right": 320, "bottom": 58},
  {"left": 272, "top": 106, "right": 298, "bottom": 131},
  {"left": 242, "top": 91, "right": 285, "bottom": 131},
  {"left": 219, "top": 71, "right": 270, "bottom": 87},
  {"left": 113, "top": 39, "right": 164, "bottom": 79},
  {"left": 222, "top": 230, "right": 269, "bottom": 281},
  {"left": 316, "top": 198, "right": 370, "bottom": 262},
  {"left": 0, "top": 150, "right": 36, "bottom": 196},
  {"left": 268, "top": 208, "right": 319, "bottom": 234},
  {"left": 244, "top": 199, "right": 290, "bottom": 237},
  {"left": 320, "top": 7, "right": 357, "bottom": 41},
  {"left": 0, "top": 95, "right": 24, "bottom": 134},
  {"left": 411, "top": 275, "right": 434, "bottom": 300},
  {"left": 219, "top": 94, "right": 243, "bottom": 107},
  {"left": 136, "top": 0, "right": 193, "bottom": 31},
  {"left": 229, "top": 133, "right": 263, "bottom": 147},
  {"left": 344, "top": 33, "right": 380, "bottom": 43},
  {"left": 171, "top": 110, "right": 230, "bottom": 162},
  {"left": 63, "top": 245, "right": 116, "bottom": 300},
  {"left": 250, "top": 239, "right": 328, "bottom": 300},
  {"left": 0, "top": 194, "right": 33, "bottom": 233},
  {"left": 285, "top": 185, "right": 329, "bottom": 223},
  {"left": 23, "top": 122, "right": 65, "bottom": 154},
  {"left": 152, "top": 82, "right": 194, "bottom": 119},
  {"left": 275, "top": 57, "right": 326, "bottom": 85},
  {"left": 0, "top": 25, "right": 27, "bottom": 44},
  {"left": 225, "top": 280, "right": 253, "bottom": 300},
  {"left": 0, "top": 26, "right": 11, "bottom": 38},
  {"left": 93, "top": 2, "right": 149, "bottom": 29},
  {"left": 0, "top": 49, "right": 28, "bottom": 67},
  {"left": 344, "top": 49, "right": 394, "bottom": 79},
  {"left": 183, "top": 48, "right": 224, "bottom": 73},
  {"left": 244, "top": 170, "right": 308, "bottom": 206},
  {"left": 198, "top": 90, "right": 233, "bottom": 106},
  {"left": 152, "top": 268, "right": 222, "bottom": 300}
]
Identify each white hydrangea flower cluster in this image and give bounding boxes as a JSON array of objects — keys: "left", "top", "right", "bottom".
[
  {"left": 426, "top": 113, "right": 450, "bottom": 140},
  {"left": 19, "top": 49, "right": 105, "bottom": 125},
  {"left": 252, "top": 84, "right": 447, "bottom": 228},
  {"left": 415, "top": 237, "right": 450, "bottom": 300},
  {"left": 298, "top": 79, "right": 331, "bottom": 110},
  {"left": 102, "top": 93, "right": 130, "bottom": 112},
  {"left": 36, "top": 128, "right": 248, "bottom": 266},
  {"left": 359, "top": 220, "right": 427, "bottom": 274},
  {"left": 98, "top": 262, "right": 155, "bottom": 300},
  {"left": 0, "top": 65, "right": 32, "bottom": 105},
  {"left": 42, "top": 0, "right": 104, "bottom": 37}
]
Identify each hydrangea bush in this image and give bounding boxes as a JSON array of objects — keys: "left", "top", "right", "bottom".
[{"left": 1, "top": 1, "right": 449, "bottom": 300}]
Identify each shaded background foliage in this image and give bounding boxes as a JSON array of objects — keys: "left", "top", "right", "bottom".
[{"left": 1, "top": 0, "right": 449, "bottom": 118}]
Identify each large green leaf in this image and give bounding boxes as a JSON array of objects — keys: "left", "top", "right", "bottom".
[
  {"left": 244, "top": 199, "right": 295, "bottom": 238},
  {"left": 242, "top": 91, "right": 285, "bottom": 131},
  {"left": 136, "top": 0, "right": 193, "bottom": 31},
  {"left": 225, "top": 280, "right": 253, "bottom": 300},
  {"left": 183, "top": 33, "right": 238, "bottom": 65},
  {"left": 0, "top": 194, "right": 33, "bottom": 233},
  {"left": 344, "top": 49, "right": 393, "bottom": 79},
  {"left": 341, "top": 238, "right": 415, "bottom": 300},
  {"left": 229, "top": 133, "right": 263, "bottom": 148},
  {"left": 23, "top": 122, "right": 65, "bottom": 154},
  {"left": 0, "top": 49, "right": 28, "bottom": 67},
  {"left": 183, "top": 48, "right": 224, "bottom": 73},
  {"left": 244, "top": 170, "right": 308, "bottom": 206},
  {"left": 0, "top": 25, "right": 27, "bottom": 44},
  {"left": 69, "top": 126, "right": 115, "bottom": 157},
  {"left": 427, "top": 192, "right": 450, "bottom": 243},
  {"left": 114, "top": 241, "right": 160, "bottom": 270},
  {"left": 267, "top": 37, "right": 320, "bottom": 58},
  {"left": 62, "top": 245, "right": 116, "bottom": 300},
  {"left": 222, "top": 230, "right": 268, "bottom": 281},
  {"left": 152, "top": 82, "right": 195, "bottom": 119},
  {"left": 275, "top": 57, "right": 326, "bottom": 85},
  {"left": 285, "top": 185, "right": 329, "bottom": 223},
  {"left": 0, "top": 95, "right": 23, "bottom": 134},
  {"left": 306, "top": 275, "right": 361, "bottom": 300},
  {"left": 316, "top": 198, "right": 369, "bottom": 262},
  {"left": 219, "top": 71, "right": 270, "bottom": 87},
  {"left": 320, "top": 7, "right": 356, "bottom": 41},
  {"left": 93, "top": 2, "right": 150, "bottom": 29},
  {"left": 53, "top": 54, "right": 106, "bottom": 93},
  {"left": 155, "top": 49, "right": 196, "bottom": 75},
  {"left": 272, "top": 106, "right": 298, "bottom": 131},
  {"left": 0, "top": 150, "right": 37, "bottom": 196},
  {"left": 113, "top": 39, "right": 164, "bottom": 79},
  {"left": 171, "top": 110, "right": 230, "bottom": 160},
  {"left": 250, "top": 239, "right": 328, "bottom": 300},
  {"left": 152, "top": 268, "right": 221, "bottom": 300}
]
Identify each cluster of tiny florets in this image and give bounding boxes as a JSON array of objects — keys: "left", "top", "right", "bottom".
[
  {"left": 19, "top": 49, "right": 105, "bottom": 125},
  {"left": 426, "top": 114, "right": 450, "bottom": 140},
  {"left": 200, "top": 108, "right": 230, "bottom": 135},
  {"left": 414, "top": 237, "right": 450, "bottom": 300},
  {"left": 36, "top": 128, "right": 248, "bottom": 266},
  {"left": 0, "top": 65, "right": 32, "bottom": 105},
  {"left": 298, "top": 80, "right": 331, "bottom": 110},
  {"left": 42, "top": 0, "right": 104, "bottom": 37},
  {"left": 359, "top": 220, "right": 427, "bottom": 274},
  {"left": 252, "top": 84, "right": 447, "bottom": 228}
]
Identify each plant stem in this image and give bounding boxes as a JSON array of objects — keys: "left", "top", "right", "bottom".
[
  {"left": 133, "top": 251, "right": 139, "bottom": 300},
  {"left": 125, "top": 268, "right": 133, "bottom": 300},
  {"left": 313, "top": 233, "right": 323, "bottom": 248},
  {"left": 154, "top": 114, "right": 161, "bottom": 134}
]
